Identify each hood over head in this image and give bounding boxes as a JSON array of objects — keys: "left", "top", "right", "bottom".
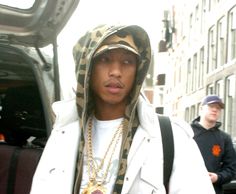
[
  {"left": 191, "top": 116, "right": 222, "bottom": 131},
  {"left": 93, "top": 32, "right": 140, "bottom": 58},
  {"left": 73, "top": 24, "right": 151, "bottom": 128}
]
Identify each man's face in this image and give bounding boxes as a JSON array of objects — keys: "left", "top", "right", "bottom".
[
  {"left": 90, "top": 48, "right": 138, "bottom": 107},
  {"left": 201, "top": 103, "right": 222, "bottom": 123}
]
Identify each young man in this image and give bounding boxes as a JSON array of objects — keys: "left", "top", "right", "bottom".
[
  {"left": 191, "top": 95, "right": 236, "bottom": 194},
  {"left": 30, "top": 24, "right": 215, "bottom": 194}
]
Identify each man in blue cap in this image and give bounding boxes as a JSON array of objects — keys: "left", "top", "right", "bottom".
[{"left": 191, "top": 94, "right": 236, "bottom": 194}]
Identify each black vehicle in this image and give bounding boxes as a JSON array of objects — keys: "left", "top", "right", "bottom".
[
  {"left": 0, "top": 1, "right": 79, "bottom": 194},
  {"left": 223, "top": 180, "right": 236, "bottom": 194}
]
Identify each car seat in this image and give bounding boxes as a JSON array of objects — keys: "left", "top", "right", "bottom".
[{"left": 0, "top": 145, "right": 43, "bottom": 194}]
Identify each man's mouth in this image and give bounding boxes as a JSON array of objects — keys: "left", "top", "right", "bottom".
[
  {"left": 104, "top": 78, "right": 124, "bottom": 88},
  {"left": 106, "top": 82, "right": 122, "bottom": 88},
  {"left": 104, "top": 79, "right": 124, "bottom": 94}
]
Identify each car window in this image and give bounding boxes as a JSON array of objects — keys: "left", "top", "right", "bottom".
[{"left": 0, "top": 0, "right": 34, "bottom": 9}]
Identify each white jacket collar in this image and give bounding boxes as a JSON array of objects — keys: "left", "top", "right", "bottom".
[
  {"left": 51, "top": 96, "right": 159, "bottom": 137},
  {"left": 52, "top": 98, "right": 78, "bottom": 128},
  {"left": 137, "top": 96, "right": 160, "bottom": 137}
]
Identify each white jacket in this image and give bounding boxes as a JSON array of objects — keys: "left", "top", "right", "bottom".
[{"left": 30, "top": 97, "right": 215, "bottom": 194}]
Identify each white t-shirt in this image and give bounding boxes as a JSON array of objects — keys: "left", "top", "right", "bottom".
[{"left": 79, "top": 116, "right": 123, "bottom": 194}]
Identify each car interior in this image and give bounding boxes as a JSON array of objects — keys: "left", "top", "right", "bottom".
[
  {"left": 0, "top": 0, "right": 80, "bottom": 193},
  {"left": 0, "top": 46, "right": 49, "bottom": 194}
]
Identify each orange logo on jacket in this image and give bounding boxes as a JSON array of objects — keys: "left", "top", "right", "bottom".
[{"left": 212, "top": 144, "right": 221, "bottom": 157}]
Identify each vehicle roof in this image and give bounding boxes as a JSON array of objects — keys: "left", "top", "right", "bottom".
[{"left": 0, "top": 0, "right": 80, "bottom": 47}]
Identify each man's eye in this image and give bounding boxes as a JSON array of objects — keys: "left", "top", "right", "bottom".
[
  {"left": 123, "top": 60, "right": 130, "bottom": 64},
  {"left": 123, "top": 58, "right": 136, "bottom": 65},
  {"left": 96, "top": 55, "right": 109, "bottom": 63},
  {"left": 100, "top": 56, "right": 107, "bottom": 62}
]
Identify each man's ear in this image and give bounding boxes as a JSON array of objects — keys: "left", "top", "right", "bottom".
[{"left": 199, "top": 105, "right": 204, "bottom": 114}]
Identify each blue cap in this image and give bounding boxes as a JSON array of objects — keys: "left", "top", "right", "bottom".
[{"left": 202, "top": 95, "right": 224, "bottom": 109}]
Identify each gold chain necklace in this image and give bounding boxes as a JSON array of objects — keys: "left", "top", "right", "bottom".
[{"left": 82, "top": 116, "right": 125, "bottom": 194}]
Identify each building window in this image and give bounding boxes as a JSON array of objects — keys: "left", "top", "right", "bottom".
[
  {"left": 195, "top": 4, "right": 200, "bottom": 35},
  {"left": 189, "top": 13, "right": 193, "bottom": 43},
  {"left": 189, "top": 13, "right": 193, "bottom": 29},
  {"left": 185, "top": 107, "right": 190, "bottom": 122},
  {"left": 216, "top": 79, "right": 224, "bottom": 124},
  {"left": 159, "top": 87, "right": 164, "bottom": 105},
  {"left": 207, "top": 83, "right": 214, "bottom": 94},
  {"left": 190, "top": 105, "right": 196, "bottom": 121},
  {"left": 198, "top": 47, "right": 205, "bottom": 88},
  {"left": 216, "top": 79, "right": 224, "bottom": 97},
  {"left": 217, "top": 16, "right": 226, "bottom": 67},
  {"left": 178, "top": 65, "right": 181, "bottom": 83},
  {"left": 225, "top": 75, "right": 236, "bottom": 140},
  {"left": 195, "top": 5, "right": 199, "bottom": 23},
  {"left": 174, "top": 61, "right": 177, "bottom": 88},
  {"left": 187, "top": 58, "right": 192, "bottom": 93},
  {"left": 201, "top": 0, "right": 207, "bottom": 33},
  {"left": 193, "top": 53, "right": 197, "bottom": 91},
  {"left": 157, "top": 74, "right": 166, "bottom": 85},
  {"left": 208, "top": 26, "right": 216, "bottom": 72},
  {"left": 228, "top": 7, "right": 236, "bottom": 61},
  {"left": 197, "top": 102, "right": 201, "bottom": 116}
]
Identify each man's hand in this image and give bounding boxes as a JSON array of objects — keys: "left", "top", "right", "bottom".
[{"left": 209, "top": 172, "right": 218, "bottom": 183}]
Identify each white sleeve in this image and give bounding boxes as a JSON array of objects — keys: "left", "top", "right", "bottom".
[{"left": 168, "top": 120, "right": 215, "bottom": 194}]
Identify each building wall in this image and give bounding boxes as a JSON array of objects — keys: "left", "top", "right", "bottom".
[{"left": 158, "top": 0, "right": 236, "bottom": 141}]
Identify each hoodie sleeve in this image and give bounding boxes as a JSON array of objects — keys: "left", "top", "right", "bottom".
[
  {"left": 168, "top": 120, "right": 215, "bottom": 194},
  {"left": 216, "top": 133, "right": 236, "bottom": 185}
]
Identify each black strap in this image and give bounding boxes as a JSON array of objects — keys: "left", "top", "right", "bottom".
[
  {"left": 158, "top": 115, "right": 174, "bottom": 191},
  {"left": 7, "top": 147, "right": 21, "bottom": 194}
]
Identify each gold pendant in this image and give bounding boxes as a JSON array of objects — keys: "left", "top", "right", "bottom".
[{"left": 82, "top": 181, "right": 106, "bottom": 194}]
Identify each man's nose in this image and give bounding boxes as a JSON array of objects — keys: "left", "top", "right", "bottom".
[{"left": 108, "top": 61, "right": 122, "bottom": 77}]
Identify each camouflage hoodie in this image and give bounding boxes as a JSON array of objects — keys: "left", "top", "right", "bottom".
[{"left": 72, "top": 24, "right": 151, "bottom": 193}]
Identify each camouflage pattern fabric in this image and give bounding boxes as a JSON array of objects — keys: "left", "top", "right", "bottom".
[{"left": 72, "top": 24, "right": 151, "bottom": 194}]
